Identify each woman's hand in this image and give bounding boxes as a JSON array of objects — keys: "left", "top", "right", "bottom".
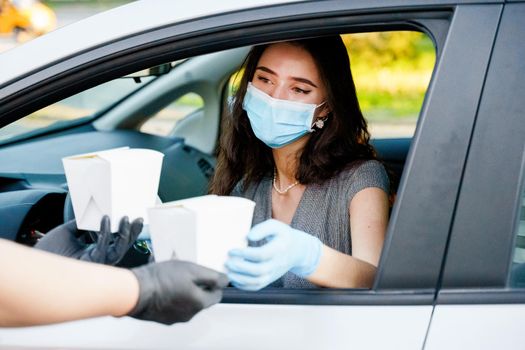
[
  {"left": 34, "top": 216, "right": 143, "bottom": 265},
  {"left": 225, "top": 219, "right": 322, "bottom": 291}
]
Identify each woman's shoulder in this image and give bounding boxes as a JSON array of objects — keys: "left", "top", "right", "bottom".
[
  {"left": 339, "top": 159, "right": 387, "bottom": 179},
  {"left": 334, "top": 159, "right": 390, "bottom": 196}
]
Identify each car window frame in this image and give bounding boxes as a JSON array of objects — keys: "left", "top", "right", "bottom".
[
  {"left": 437, "top": 2, "right": 525, "bottom": 304},
  {"left": 0, "top": 1, "right": 499, "bottom": 305}
]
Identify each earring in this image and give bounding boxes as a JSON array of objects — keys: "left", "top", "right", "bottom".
[
  {"left": 314, "top": 116, "right": 328, "bottom": 129},
  {"left": 314, "top": 119, "right": 325, "bottom": 129}
]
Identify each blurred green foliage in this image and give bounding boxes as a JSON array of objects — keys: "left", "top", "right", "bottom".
[{"left": 343, "top": 31, "right": 435, "bottom": 121}]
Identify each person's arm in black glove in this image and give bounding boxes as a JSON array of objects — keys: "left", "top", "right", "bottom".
[
  {"left": 34, "top": 216, "right": 143, "bottom": 265},
  {"left": 0, "top": 238, "right": 228, "bottom": 327},
  {"left": 128, "top": 260, "right": 229, "bottom": 324}
]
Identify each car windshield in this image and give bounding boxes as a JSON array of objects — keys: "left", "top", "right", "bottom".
[{"left": 0, "top": 76, "right": 156, "bottom": 145}]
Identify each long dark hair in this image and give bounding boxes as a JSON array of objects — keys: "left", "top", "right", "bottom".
[{"left": 210, "top": 35, "right": 376, "bottom": 195}]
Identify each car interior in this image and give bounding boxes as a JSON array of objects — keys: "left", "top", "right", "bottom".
[{"left": 0, "top": 36, "right": 417, "bottom": 267}]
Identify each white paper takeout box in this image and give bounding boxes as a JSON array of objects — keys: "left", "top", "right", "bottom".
[
  {"left": 63, "top": 147, "right": 164, "bottom": 232},
  {"left": 148, "top": 195, "right": 255, "bottom": 272}
]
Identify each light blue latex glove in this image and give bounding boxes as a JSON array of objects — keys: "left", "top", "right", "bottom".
[{"left": 225, "top": 219, "right": 322, "bottom": 291}]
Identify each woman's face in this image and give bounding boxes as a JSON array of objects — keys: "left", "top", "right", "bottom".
[{"left": 251, "top": 42, "right": 328, "bottom": 110}]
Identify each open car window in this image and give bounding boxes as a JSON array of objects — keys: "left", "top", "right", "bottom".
[{"left": 0, "top": 30, "right": 438, "bottom": 289}]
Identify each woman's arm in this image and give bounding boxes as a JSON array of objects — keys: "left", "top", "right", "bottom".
[
  {"left": 0, "top": 238, "right": 139, "bottom": 327},
  {"left": 225, "top": 187, "right": 389, "bottom": 290},
  {"left": 308, "top": 187, "right": 389, "bottom": 288}
]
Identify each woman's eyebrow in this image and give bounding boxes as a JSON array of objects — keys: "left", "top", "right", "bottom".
[
  {"left": 256, "top": 66, "right": 277, "bottom": 75},
  {"left": 256, "top": 66, "right": 318, "bottom": 88},
  {"left": 291, "top": 77, "right": 317, "bottom": 88}
]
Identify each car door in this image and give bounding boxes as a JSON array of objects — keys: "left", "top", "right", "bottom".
[
  {"left": 0, "top": 1, "right": 502, "bottom": 349},
  {"left": 424, "top": 3, "right": 525, "bottom": 349}
]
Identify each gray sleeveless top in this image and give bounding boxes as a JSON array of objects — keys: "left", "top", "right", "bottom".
[{"left": 231, "top": 160, "right": 389, "bottom": 289}]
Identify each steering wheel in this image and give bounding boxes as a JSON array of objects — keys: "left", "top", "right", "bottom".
[{"left": 63, "top": 191, "right": 75, "bottom": 222}]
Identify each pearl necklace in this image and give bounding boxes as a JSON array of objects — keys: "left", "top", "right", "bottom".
[{"left": 273, "top": 169, "right": 299, "bottom": 195}]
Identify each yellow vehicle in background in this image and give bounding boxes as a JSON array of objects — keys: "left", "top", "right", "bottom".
[{"left": 0, "top": 0, "right": 56, "bottom": 41}]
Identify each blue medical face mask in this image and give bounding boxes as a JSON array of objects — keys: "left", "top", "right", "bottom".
[{"left": 242, "top": 83, "right": 326, "bottom": 148}]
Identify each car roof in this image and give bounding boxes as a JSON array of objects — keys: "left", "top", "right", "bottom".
[
  {"left": 0, "top": 0, "right": 299, "bottom": 87},
  {"left": 0, "top": 0, "right": 503, "bottom": 88}
]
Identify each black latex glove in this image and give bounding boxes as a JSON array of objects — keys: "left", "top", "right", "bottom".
[
  {"left": 35, "top": 216, "right": 143, "bottom": 265},
  {"left": 128, "top": 260, "right": 228, "bottom": 325}
]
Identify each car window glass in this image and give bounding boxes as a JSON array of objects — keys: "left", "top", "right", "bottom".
[
  {"left": 225, "top": 31, "right": 435, "bottom": 140},
  {"left": 0, "top": 77, "right": 154, "bottom": 144},
  {"left": 509, "top": 184, "right": 525, "bottom": 288},
  {"left": 139, "top": 92, "right": 204, "bottom": 137}
]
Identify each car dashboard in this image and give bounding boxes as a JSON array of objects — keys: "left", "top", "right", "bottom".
[{"left": 0, "top": 129, "right": 216, "bottom": 245}]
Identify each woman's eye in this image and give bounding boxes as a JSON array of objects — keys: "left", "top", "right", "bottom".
[
  {"left": 293, "top": 87, "right": 311, "bottom": 94},
  {"left": 256, "top": 76, "right": 271, "bottom": 84}
]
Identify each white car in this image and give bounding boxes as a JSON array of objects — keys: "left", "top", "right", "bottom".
[{"left": 0, "top": 0, "right": 524, "bottom": 349}]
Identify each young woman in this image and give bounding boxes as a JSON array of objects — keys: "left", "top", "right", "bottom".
[{"left": 211, "top": 36, "right": 390, "bottom": 290}]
